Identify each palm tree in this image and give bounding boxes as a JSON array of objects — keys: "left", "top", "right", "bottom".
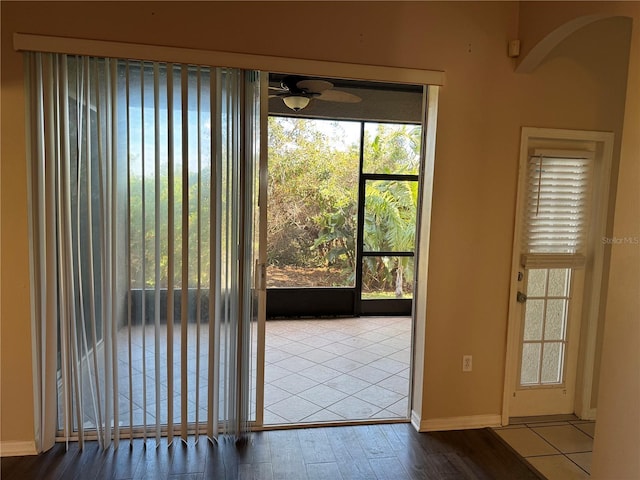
[
  {"left": 363, "top": 179, "right": 417, "bottom": 297},
  {"left": 361, "top": 124, "right": 420, "bottom": 297}
]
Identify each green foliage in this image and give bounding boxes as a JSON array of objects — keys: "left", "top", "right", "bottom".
[
  {"left": 267, "top": 117, "right": 359, "bottom": 278},
  {"left": 128, "top": 162, "right": 212, "bottom": 289},
  {"left": 268, "top": 117, "right": 421, "bottom": 295},
  {"left": 363, "top": 123, "right": 421, "bottom": 175},
  {"left": 361, "top": 179, "right": 417, "bottom": 296},
  {"left": 127, "top": 116, "right": 422, "bottom": 295}
]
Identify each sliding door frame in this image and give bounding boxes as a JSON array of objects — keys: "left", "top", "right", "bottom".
[{"left": 15, "top": 33, "right": 442, "bottom": 434}]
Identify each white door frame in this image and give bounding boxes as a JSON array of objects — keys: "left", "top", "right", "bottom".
[
  {"left": 253, "top": 79, "right": 439, "bottom": 430},
  {"left": 502, "top": 127, "right": 614, "bottom": 424}
]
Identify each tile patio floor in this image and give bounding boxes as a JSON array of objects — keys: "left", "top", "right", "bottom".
[
  {"left": 105, "top": 316, "right": 411, "bottom": 428},
  {"left": 264, "top": 316, "right": 412, "bottom": 424}
]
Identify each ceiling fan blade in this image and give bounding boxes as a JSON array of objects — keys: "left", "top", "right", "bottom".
[
  {"left": 315, "top": 89, "right": 362, "bottom": 103},
  {"left": 296, "top": 79, "right": 333, "bottom": 93}
]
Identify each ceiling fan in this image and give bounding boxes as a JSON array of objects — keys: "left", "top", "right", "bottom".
[{"left": 269, "top": 75, "right": 362, "bottom": 111}]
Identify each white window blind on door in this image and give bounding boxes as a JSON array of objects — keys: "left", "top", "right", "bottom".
[
  {"left": 523, "top": 150, "right": 594, "bottom": 255},
  {"left": 518, "top": 148, "right": 593, "bottom": 390}
]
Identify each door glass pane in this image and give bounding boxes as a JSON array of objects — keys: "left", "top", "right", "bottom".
[
  {"left": 523, "top": 300, "right": 544, "bottom": 341},
  {"left": 361, "top": 256, "right": 414, "bottom": 299},
  {"left": 519, "top": 268, "right": 572, "bottom": 388},
  {"left": 520, "top": 343, "right": 541, "bottom": 385},
  {"left": 541, "top": 342, "right": 564, "bottom": 383},
  {"left": 363, "top": 180, "right": 418, "bottom": 253},
  {"left": 544, "top": 299, "right": 567, "bottom": 341},
  {"left": 526, "top": 269, "right": 547, "bottom": 297},
  {"left": 362, "top": 122, "right": 421, "bottom": 174},
  {"left": 548, "top": 268, "right": 570, "bottom": 296}
]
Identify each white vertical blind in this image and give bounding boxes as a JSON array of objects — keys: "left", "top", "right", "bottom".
[
  {"left": 523, "top": 150, "right": 593, "bottom": 255},
  {"left": 26, "top": 52, "right": 259, "bottom": 451}
]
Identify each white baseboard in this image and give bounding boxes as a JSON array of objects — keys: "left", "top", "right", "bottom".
[
  {"left": 419, "top": 414, "right": 502, "bottom": 432},
  {"left": 410, "top": 410, "right": 421, "bottom": 432},
  {"left": 0, "top": 440, "right": 37, "bottom": 457},
  {"left": 578, "top": 408, "right": 597, "bottom": 421}
]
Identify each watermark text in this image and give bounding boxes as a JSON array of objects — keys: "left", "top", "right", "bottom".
[{"left": 601, "top": 236, "right": 640, "bottom": 245}]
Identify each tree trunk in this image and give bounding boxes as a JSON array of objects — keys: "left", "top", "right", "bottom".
[{"left": 395, "top": 264, "right": 404, "bottom": 298}]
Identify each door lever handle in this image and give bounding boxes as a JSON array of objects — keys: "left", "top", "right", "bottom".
[{"left": 517, "top": 291, "right": 527, "bottom": 303}]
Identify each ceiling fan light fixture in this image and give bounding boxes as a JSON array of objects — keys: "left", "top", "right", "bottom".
[{"left": 283, "top": 95, "right": 310, "bottom": 111}]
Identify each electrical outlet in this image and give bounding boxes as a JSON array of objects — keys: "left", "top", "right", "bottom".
[{"left": 463, "top": 355, "right": 472, "bottom": 372}]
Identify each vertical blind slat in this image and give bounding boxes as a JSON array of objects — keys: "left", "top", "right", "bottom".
[
  {"left": 153, "top": 62, "right": 162, "bottom": 443},
  {"left": 125, "top": 60, "right": 134, "bottom": 441},
  {"left": 95, "top": 56, "right": 109, "bottom": 448},
  {"left": 194, "top": 66, "right": 202, "bottom": 438},
  {"left": 24, "top": 51, "right": 42, "bottom": 450},
  {"left": 166, "top": 63, "right": 175, "bottom": 443},
  {"left": 50, "top": 54, "right": 73, "bottom": 448},
  {"left": 180, "top": 65, "right": 189, "bottom": 441},
  {"left": 71, "top": 55, "right": 93, "bottom": 450},
  {"left": 141, "top": 62, "right": 148, "bottom": 439},
  {"left": 140, "top": 61, "right": 149, "bottom": 441},
  {"left": 85, "top": 58, "right": 103, "bottom": 448},
  {"left": 60, "top": 54, "right": 81, "bottom": 449},
  {"left": 74, "top": 55, "right": 90, "bottom": 448},
  {"left": 208, "top": 68, "right": 219, "bottom": 439},
  {"left": 109, "top": 57, "right": 120, "bottom": 447},
  {"left": 42, "top": 53, "right": 59, "bottom": 450}
]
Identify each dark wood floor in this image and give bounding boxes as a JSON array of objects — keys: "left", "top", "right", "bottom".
[{"left": 1, "top": 424, "right": 541, "bottom": 479}]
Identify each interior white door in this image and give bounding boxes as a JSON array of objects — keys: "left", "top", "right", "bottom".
[
  {"left": 508, "top": 142, "right": 595, "bottom": 418},
  {"left": 503, "top": 128, "right": 615, "bottom": 423}
]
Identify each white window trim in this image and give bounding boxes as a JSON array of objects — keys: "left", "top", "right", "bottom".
[{"left": 13, "top": 33, "right": 445, "bottom": 87}]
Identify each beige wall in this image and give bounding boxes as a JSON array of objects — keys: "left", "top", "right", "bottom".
[
  {"left": 1, "top": 2, "right": 636, "bottom": 459},
  {"left": 590, "top": 10, "right": 640, "bottom": 480},
  {"left": 1, "top": 6, "right": 34, "bottom": 444},
  {"left": 592, "top": 27, "right": 640, "bottom": 473}
]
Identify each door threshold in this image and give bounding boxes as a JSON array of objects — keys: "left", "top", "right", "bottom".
[{"left": 253, "top": 417, "right": 410, "bottom": 432}]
